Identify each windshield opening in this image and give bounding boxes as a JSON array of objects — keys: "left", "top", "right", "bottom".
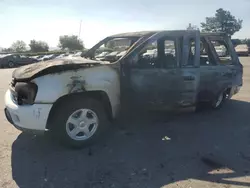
[{"left": 85, "top": 37, "right": 140, "bottom": 63}]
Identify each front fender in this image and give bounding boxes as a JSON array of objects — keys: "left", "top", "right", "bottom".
[{"left": 33, "top": 65, "right": 120, "bottom": 117}]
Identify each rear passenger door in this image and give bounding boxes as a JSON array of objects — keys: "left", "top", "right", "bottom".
[
  {"left": 179, "top": 31, "right": 201, "bottom": 107},
  {"left": 198, "top": 37, "right": 221, "bottom": 102},
  {"left": 208, "top": 35, "right": 241, "bottom": 96}
]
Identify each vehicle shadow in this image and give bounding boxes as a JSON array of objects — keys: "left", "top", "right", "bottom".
[{"left": 11, "top": 99, "right": 250, "bottom": 188}]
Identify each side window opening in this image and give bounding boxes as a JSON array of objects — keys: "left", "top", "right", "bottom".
[
  {"left": 210, "top": 39, "right": 233, "bottom": 65},
  {"left": 135, "top": 37, "right": 177, "bottom": 69},
  {"left": 163, "top": 39, "right": 177, "bottom": 68},
  {"left": 135, "top": 40, "right": 158, "bottom": 68},
  {"left": 94, "top": 38, "right": 133, "bottom": 62},
  {"left": 181, "top": 36, "right": 218, "bottom": 67},
  {"left": 189, "top": 39, "right": 195, "bottom": 66},
  {"left": 200, "top": 38, "right": 217, "bottom": 66},
  {"left": 182, "top": 37, "right": 196, "bottom": 67}
]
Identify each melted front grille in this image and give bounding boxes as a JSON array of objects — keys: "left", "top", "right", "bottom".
[
  {"left": 10, "top": 78, "right": 17, "bottom": 103},
  {"left": 10, "top": 78, "right": 16, "bottom": 88},
  {"left": 10, "top": 89, "right": 18, "bottom": 103}
]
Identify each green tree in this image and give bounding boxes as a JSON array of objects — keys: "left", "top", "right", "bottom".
[
  {"left": 29, "top": 40, "right": 49, "bottom": 52},
  {"left": 231, "top": 39, "right": 242, "bottom": 46},
  {"left": 201, "top": 8, "right": 243, "bottom": 37},
  {"left": 2, "top": 48, "right": 13, "bottom": 53},
  {"left": 58, "top": 35, "right": 84, "bottom": 51},
  {"left": 11, "top": 40, "right": 27, "bottom": 52},
  {"left": 241, "top": 39, "right": 250, "bottom": 47}
]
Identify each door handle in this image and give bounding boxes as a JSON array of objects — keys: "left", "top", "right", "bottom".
[
  {"left": 183, "top": 75, "right": 195, "bottom": 81},
  {"left": 169, "top": 70, "right": 177, "bottom": 75},
  {"left": 221, "top": 72, "right": 232, "bottom": 77},
  {"left": 207, "top": 67, "right": 216, "bottom": 70}
]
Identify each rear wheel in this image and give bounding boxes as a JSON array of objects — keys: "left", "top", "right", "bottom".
[
  {"left": 211, "top": 91, "right": 226, "bottom": 109},
  {"left": 196, "top": 91, "right": 226, "bottom": 112},
  {"left": 50, "top": 97, "right": 109, "bottom": 148}
]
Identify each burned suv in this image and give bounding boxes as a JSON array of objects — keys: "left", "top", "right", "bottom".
[{"left": 4, "top": 30, "right": 243, "bottom": 147}]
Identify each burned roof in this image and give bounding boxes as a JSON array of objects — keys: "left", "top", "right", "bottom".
[
  {"left": 108, "top": 30, "right": 226, "bottom": 38},
  {"left": 201, "top": 32, "right": 226, "bottom": 36},
  {"left": 109, "top": 31, "right": 158, "bottom": 38}
]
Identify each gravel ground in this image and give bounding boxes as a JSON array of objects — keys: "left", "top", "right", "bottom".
[{"left": 0, "top": 57, "right": 250, "bottom": 188}]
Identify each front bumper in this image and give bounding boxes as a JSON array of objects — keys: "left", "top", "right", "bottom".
[{"left": 4, "top": 89, "right": 53, "bottom": 133}]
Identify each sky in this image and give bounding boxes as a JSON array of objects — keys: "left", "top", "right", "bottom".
[{"left": 0, "top": 0, "right": 249, "bottom": 49}]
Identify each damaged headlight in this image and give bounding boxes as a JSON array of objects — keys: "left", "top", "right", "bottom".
[{"left": 13, "top": 82, "right": 38, "bottom": 105}]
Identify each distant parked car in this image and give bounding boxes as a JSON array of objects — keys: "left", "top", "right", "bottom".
[
  {"left": 95, "top": 51, "right": 110, "bottom": 60},
  {"left": 0, "top": 54, "right": 38, "bottom": 68},
  {"left": 30, "top": 55, "right": 39, "bottom": 59},
  {"left": 214, "top": 45, "right": 227, "bottom": 57},
  {"left": 38, "top": 54, "right": 58, "bottom": 61},
  {"left": 235, "top": 44, "right": 249, "bottom": 56},
  {"left": 73, "top": 52, "right": 82, "bottom": 57},
  {"left": 37, "top": 55, "right": 47, "bottom": 61},
  {"left": 44, "top": 54, "right": 59, "bottom": 61},
  {"left": 55, "top": 54, "right": 67, "bottom": 59},
  {"left": 104, "top": 51, "right": 120, "bottom": 62},
  {"left": 143, "top": 49, "right": 157, "bottom": 59},
  {"left": 37, "top": 55, "right": 45, "bottom": 59},
  {"left": 116, "top": 51, "right": 127, "bottom": 59}
]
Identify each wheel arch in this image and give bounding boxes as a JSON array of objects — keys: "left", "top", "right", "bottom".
[
  {"left": 197, "top": 86, "right": 231, "bottom": 103},
  {"left": 46, "top": 91, "right": 113, "bottom": 130}
]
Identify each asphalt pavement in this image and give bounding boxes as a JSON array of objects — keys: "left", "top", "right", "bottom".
[{"left": 0, "top": 57, "right": 250, "bottom": 188}]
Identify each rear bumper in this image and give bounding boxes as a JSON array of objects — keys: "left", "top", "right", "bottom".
[{"left": 4, "top": 89, "right": 52, "bottom": 133}]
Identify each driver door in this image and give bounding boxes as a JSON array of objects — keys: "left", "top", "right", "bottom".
[{"left": 122, "top": 32, "right": 182, "bottom": 110}]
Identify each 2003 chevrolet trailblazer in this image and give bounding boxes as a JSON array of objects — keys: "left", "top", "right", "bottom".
[{"left": 4, "top": 30, "right": 243, "bottom": 147}]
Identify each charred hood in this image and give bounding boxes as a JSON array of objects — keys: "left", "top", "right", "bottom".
[{"left": 12, "top": 57, "right": 102, "bottom": 81}]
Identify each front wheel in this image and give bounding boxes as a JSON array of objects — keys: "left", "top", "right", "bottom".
[{"left": 50, "top": 97, "right": 109, "bottom": 148}]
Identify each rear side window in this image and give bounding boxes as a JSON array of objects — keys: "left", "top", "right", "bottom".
[
  {"left": 200, "top": 39, "right": 217, "bottom": 66},
  {"left": 210, "top": 39, "right": 233, "bottom": 65}
]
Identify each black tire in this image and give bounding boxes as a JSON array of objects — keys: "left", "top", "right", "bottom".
[
  {"left": 50, "top": 97, "right": 109, "bottom": 148},
  {"left": 195, "top": 101, "right": 209, "bottom": 112},
  {"left": 8, "top": 61, "right": 15, "bottom": 68},
  {"left": 195, "top": 91, "right": 226, "bottom": 112},
  {"left": 211, "top": 91, "right": 226, "bottom": 110}
]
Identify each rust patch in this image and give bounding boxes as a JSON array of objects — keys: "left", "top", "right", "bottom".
[{"left": 67, "top": 76, "right": 86, "bottom": 93}]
